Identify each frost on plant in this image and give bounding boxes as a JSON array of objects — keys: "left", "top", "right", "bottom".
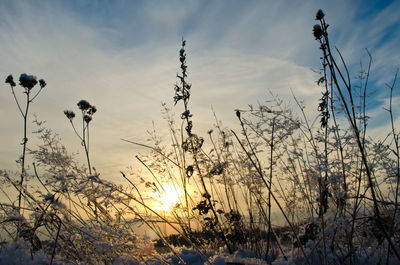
[{"left": 1, "top": 8, "right": 400, "bottom": 265}]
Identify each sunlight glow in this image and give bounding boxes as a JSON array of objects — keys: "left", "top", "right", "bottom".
[{"left": 153, "top": 183, "right": 183, "bottom": 213}]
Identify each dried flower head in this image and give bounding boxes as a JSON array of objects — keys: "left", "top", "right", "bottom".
[
  {"left": 186, "top": 165, "right": 194, "bottom": 178},
  {"left": 77, "top": 99, "right": 91, "bottom": 111},
  {"left": 19, "top": 73, "right": 38, "bottom": 90},
  {"left": 235, "top": 110, "right": 241, "bottom": 119},
  {"left": 181, "top": 110, "right": 191, "bottom": 119},
  {"left": 5, "top": 75, "right": 16, "bottom": 87},
  {"left": 202, "top": 193, "right": 211, "bottom": 199},
  {"left": 313, "top": 24, "right": 323, "bottom": 40},
  {"left": 84, "top": 115, "right": 92, "bottom": 123},
  {"left": 39, "top": 79, "right": 46, "bottom": 88},
  {"left": 209, "top": 162, "right": 227, "bottom": 176},
  {"left": 64, "top": 110, "right": 76, "bottom": 120},
  {"left": 87, "top": 106, "right": 97, "bottom": 115},
  {"left": 182, "top": 134, "right": 204, "bottom": 153},
  {"left": 316, "top": 9, "right": 325, "bottom": 20}
]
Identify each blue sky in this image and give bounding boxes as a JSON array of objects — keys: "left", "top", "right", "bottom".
[{"left": 1, "top": 0, "right": 399, "bottom": 178}]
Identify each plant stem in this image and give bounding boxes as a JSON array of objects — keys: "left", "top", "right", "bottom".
[
  {"left": 18, "top": 91, "right": 30, "bottom": 214},
  {"left": 266, "top": 118, "right": 275, "bottom": 261}
]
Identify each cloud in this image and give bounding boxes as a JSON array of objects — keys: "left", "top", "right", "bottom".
[{"left": 1, "top": 0, "right": 399, "bottom": 177}]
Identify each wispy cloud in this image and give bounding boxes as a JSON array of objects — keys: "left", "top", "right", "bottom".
[{"left": 1, "top": 0, "right": 399, "bottom": 176}]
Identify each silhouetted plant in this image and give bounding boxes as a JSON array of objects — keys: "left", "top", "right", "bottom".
[
  {"left": 64, "top": 100, "right": 97, "bottom": 175},
  {"left": 314, "top": 8, "right": 400, "bottom": 261},
  {"left": 5, "top": 73, "right": 46, "bottom": 215},
  {"left": 1, "top": 8, "right": 399, "bottom": 265},
  {"left": 174, "top": 39, "right": 233, "bottom": 254}
]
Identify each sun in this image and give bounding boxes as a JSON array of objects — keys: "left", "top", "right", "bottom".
[{"left": 154, "top": 184, "right": 183, "bottom": 212}]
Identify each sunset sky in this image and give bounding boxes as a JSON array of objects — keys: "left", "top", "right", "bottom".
[{"left": 1, "top": 0, "right": 399, "bottom": 180}]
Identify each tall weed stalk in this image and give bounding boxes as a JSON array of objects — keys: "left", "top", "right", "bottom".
[{"left": 5, "top": 74, "right": 46, "bottom": 215}]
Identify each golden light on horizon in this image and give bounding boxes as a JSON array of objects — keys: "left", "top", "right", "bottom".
[{"left": 151, "top": 183, "right": 184, "bottom": 213}]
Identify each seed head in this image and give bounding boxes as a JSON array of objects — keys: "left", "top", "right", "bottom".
[
  {"left": 39, "top": 79, "right": 46, "bottom": 88},
  {"left": 235, "top": 110, "right": 241, "bottom": 119},
  {"left": 64, "top": 110, "right": 76, "bottom": 120},
  {"left": 313, "top": 24, "right": 323, "bottom": 40},
  {"left": 88, "top": 106, "right": 97, "bottom": 115},
  {"left": 77, "top": 99, "right": 91, "bottom": 111},
  {"left": 181, "top": 109, "right": 191, "bottom": 119},
  {"left": 316, "top": 9, "right": 325, "bottom": 20},
  {"left": 202, "top": 193, "right": 211, "bottom": 199},
  {"left": 186, "top": 165, "right": 194, "bottom": 178},
  {"left": 19, "top": 73, "right": 38, "bottom": 90},
  {"left": 5, "top": 75, "right": 16, "bottom": 87},
  {"left": 84, "top": 115, "right": 92, "bottom": 123}
]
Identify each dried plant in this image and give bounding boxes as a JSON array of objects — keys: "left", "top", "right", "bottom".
[
  {"left": 1, "top": 9, "right": 399, "bottom": 265},
  {"left": 4, "top": 74, "right": 46, "bottom": 215}
]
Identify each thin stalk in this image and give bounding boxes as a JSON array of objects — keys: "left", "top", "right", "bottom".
[
  {"left": 231, "top": 129, "right": 311, "bottom": 265},
  {"left": 11, "top": 87, "right": 24, "bottom": 117},
  {"left": 388, "top": 71, "right": 399, "bottom": 217},
  {"left": 176, "top": 39, "right": 233, "bottom": 253},
  {"left": 387, "top": 71, "right": 399, "bottom": 264},
  {"left": 110, "top": 184, "right": 212, "bottom": 265},
  {"left": 319, "top": 17, "right": 400, "bottom": 258},
  {"left": 209, "top": 132, "right": 232, "bottom": 210},
  {"left": 266, "top": 118, "right": 275, "bottom": 261},
  {"left": 82, "top": 113, "right": 91, "bottom": 175},
  {"left": 50, "top": 218, "right": 62, "bottom": 264},
  {"left": 32, "top": 163, "right": 50, "bottom": 194},
  {"left": 18, "top": 91, "right": 30, "bottom": 214},
  {"left": 135, "top": 156, "right": 164, "bottom": 194},
  {"left": 121, "top": 139, "right": 180, "bottom": 168}
]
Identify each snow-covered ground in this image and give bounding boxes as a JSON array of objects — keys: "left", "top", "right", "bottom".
[{"left": 2, "top": 240, "right": 400, "bottom": 265}]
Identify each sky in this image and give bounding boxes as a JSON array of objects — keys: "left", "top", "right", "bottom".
[{"left": 1, "top": 0, "right": 400, "bottom": 181}]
